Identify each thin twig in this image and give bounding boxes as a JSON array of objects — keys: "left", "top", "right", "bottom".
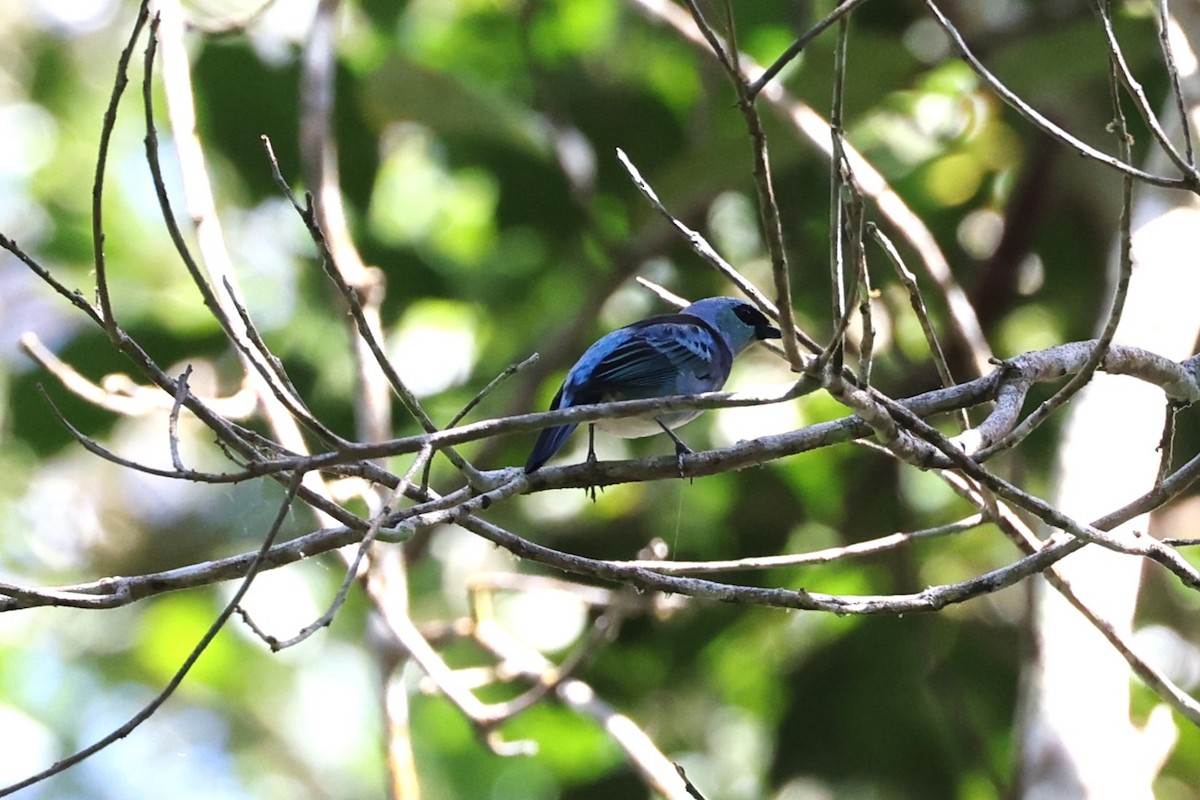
[
  {"left": 923, "top": 0, "right": 1196, "bottom": 190},
  {"left": 218, "top": 274, "right": 346, "bottom": 445},
  {"left": 36, "top": 385, "right": 265, "bottom": 484},
  {"left": 260, "top": 137, "right": 483, "bottom": 484},
  {"left": 869, "top": 224, "right": 968, "bottom": 430},
  {"left": 141, "top": 10, "right": 239, "bottom": 343},
  {"left": 828, "top": 14, "right": 851, "bottom": 370},
  {"left": 614, "top": 515, "right": 984, "bottom": 572},
  {"left": 1164, "top": 537, "right": 1200, "bottom": 547},
  {"left": 241, "top": 446, "right": 431, "bottom": 651},
  {"left": 747, "top": 0, "right": 875, "bottom": 98},
  {"left": 93, "top": 0, "right": 151, "bottom": 340},
  {"left": 614, "top": 148, "right": 818, "bottom": 359},
  {"left": 1158, "top": 0, "right": 1195, "bottom": 165},
  {"left": 0, "top": 234, "right": 103, "bottom": 324},
  {"left": 1093, "top": 0, "right": 1198, "bottom": 180},
  {"left": 681, "top": 0, "right": 804, "bottom": 370},
  {"left": 448, "top": 354, "right": 541, "bottom": 430},
  {"left": 855, "top": 212, "right": 875, "bottom": 385},
  {"left": 423, "top": 353, "right": 541, "bottom": 487}
]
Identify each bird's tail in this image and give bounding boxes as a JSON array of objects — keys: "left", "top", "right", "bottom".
[
  {"left": 524, "top": 422, "right": 577, "bottom": 473},
  {"left": 525, "top": 385, "right": 577, "bottom": 472}
]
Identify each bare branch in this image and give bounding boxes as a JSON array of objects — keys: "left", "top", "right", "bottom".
[{"left": 614, "top": 515, "right": 985, "bottom": 573}]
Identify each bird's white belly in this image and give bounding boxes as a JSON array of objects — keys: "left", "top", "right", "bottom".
[{"left": 595, "top": 411, "right": 701, "bottom": 439}]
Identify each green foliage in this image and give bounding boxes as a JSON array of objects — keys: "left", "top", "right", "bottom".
[{"left": 1, "top": 1, "right": 1198, "bottom": 799}]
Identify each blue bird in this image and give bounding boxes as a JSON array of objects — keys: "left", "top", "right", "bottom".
[{"left": 525, "top": 296, "right": 781, "bottom": 472}]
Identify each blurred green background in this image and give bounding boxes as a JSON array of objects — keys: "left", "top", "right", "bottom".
[{"left": 1, "top": 0, "right": 1199, "bottom": 798}]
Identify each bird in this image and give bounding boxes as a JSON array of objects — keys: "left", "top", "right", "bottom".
[{"left": 524, "top": 296, "right": 781, "bottom": 473}]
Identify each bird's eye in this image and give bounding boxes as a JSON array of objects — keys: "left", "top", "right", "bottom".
[{"left": 734, "top": 304, "right": 763, "bottom": 325}]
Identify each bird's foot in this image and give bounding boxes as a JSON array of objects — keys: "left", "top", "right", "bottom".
[
  {"left": 584, "top": 447, "right": 602, "bottom": 502},
  {"left": 673, "top": 442, "right": 694, "bottom": 482},
  {"left": 656, "top": 420, "right": 694, "bottom": 481},
  {"left": 585, "top": 478, "right": 606, "bottom": 502}
]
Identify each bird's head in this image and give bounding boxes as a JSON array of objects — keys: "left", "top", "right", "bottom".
[{"left": 682, "top": 296, "right": 782, "bottom": 353}]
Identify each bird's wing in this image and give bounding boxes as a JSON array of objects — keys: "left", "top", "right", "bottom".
[{"left": 582, "top": 314, "right": 731, "bottom": 396}]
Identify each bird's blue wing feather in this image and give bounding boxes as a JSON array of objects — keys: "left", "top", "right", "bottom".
[{"left": 584, "top": 314, "right": 731, "bottom": 394}]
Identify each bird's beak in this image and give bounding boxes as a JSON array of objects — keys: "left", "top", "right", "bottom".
[{"left": 758, "top": 323, "right": 782, "bottom": 340}]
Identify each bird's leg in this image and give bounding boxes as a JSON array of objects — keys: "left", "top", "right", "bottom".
[
  {"left": 655, "top": 419, "right": 693, "bottom": 480},
  {"left": 585, "top": 423, "right": 600, "bottom": 502}
]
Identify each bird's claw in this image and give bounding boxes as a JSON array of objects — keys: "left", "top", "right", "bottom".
[
  {"left": 673, "top": 440, "right": 693, "bottom": 482},
  {"left": 656, "top": 419, "right": 693, "bottom": 481},
  {"left": 585, "top": 447, "right": 602, "bottom": 501}
]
